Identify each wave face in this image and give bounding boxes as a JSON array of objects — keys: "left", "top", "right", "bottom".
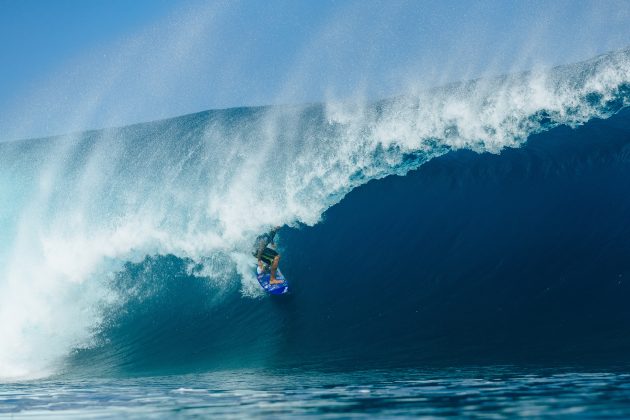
[{"left": 1, "top": 48, "right": 630, "bottom": 379}]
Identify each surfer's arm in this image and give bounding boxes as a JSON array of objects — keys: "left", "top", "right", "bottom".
[{"left": 255, "top": 237, "right": 267, "bottom": 259}]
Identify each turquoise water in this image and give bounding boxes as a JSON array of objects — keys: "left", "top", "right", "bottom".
[{"left": 3, "top": 367, "right": 630, "bottom": 418}]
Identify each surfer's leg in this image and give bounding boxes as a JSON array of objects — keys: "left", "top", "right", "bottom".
[{"left": 269, "top": 255, "right": 282, "bottom": 284}]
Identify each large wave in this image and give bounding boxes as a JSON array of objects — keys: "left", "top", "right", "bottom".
[{"left": 1, "top": 48, "right": 629, "bottom": 380}]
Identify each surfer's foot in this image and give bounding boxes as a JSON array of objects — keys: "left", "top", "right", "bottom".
[{"left": 270, "top": 278, "right": 283, "bottom": 285}]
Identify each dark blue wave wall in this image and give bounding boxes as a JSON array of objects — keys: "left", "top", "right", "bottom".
[
  {"left": 280, "top": 107, "right": 630, "bottom": 366},
  {"left": 74, "top": 108, "right": 630, "bottom": 376}
]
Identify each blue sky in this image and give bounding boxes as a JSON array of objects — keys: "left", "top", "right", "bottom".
[{"left": 1, "top": 0, "right": 629, "bottom": 140}]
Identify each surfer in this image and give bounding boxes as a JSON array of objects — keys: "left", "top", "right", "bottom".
[{"left": 254, "top": 227, "right": 282, "bottom": 285}]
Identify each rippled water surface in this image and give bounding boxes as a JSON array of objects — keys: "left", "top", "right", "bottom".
[{"left": 3, "top": 367, "right": 630, "bottom": 418}]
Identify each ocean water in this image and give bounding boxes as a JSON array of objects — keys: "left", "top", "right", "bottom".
[
  {"left": 1, "top": 48, "right": 630, "bottom": 417},
  {"left": 4, "top": 367, "right": 630, "bottom": 418}
]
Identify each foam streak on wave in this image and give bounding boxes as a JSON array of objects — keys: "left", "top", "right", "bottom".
[{"left": 0, "top": 48, "right": 629, "bottom": 380}]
